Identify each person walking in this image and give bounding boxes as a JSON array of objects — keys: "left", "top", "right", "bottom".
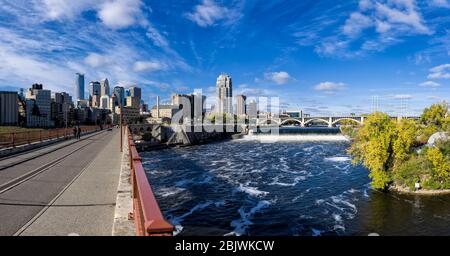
[
  {"left": 77, "top": 126, "right": 82, "bottom": 139},
  {"left": 73, "top": 126, "right": 77, "bottom": 139}
]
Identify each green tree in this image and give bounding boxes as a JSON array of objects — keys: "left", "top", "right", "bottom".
[
  {"left": 421, "top": 102, "right": 448, "bottom": 128},
  {"left": 427, "top": 147, "right": 450, "bottom": 180},
  {"left": 393, "top": 119, "right": 417, "bottom": 164},
  {"left": 349, "top": 112, "right": 396, "bottom": 190}
]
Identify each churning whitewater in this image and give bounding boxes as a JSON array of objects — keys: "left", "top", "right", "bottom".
[{"left": 141, "top": 138, "right": 450, "bottom": 236}]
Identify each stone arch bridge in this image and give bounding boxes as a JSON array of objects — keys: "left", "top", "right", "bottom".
[{"left": 256, "top": 116, "right": 366, "bottom": 127}]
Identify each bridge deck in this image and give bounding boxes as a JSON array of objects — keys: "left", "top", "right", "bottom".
[{"left": 0, "top": 128, "right": 123, "bottom": 236}]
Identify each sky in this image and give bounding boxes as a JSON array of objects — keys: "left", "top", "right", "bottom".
[{"left": 0, "top": 0, "right": 449, "bottom": 116}]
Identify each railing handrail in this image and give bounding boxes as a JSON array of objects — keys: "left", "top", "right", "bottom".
[
  {"left": 127, "top": 126, "right": 174, "bottom": 236},
  {"left": 0, "top": 125, "right": 110, "bottom": 149}
]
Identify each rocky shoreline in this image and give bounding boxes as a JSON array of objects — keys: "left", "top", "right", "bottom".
[{"left": 390, "top": 185, "right": 450, "bottom": 195}]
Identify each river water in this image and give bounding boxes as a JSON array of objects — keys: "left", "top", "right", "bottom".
[{"left": 141, "top": 134, "right": 450, "bottom": 236}]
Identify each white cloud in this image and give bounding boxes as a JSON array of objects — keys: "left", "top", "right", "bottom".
[
  {"left": 419, "top": 81, "right": 441, "bottom": 87},
  {"left": 263, "top": 72, "right": 292, "bottom": 85},
  {"left": 314, "top": 82, "right": 346, "bottom": 91},
  {"left": 342, "top": 0, "right": 430, "bottom": 36},
  {"left": 32, "top": 0, "right": 145, "bottom": 29},
  {"left": 84, "top": 53, "right": 113, "bottom": 68},
  {"left": 133, "top": 61, "right": 166, "bottom": 72},
  {"left": 34, "top": 0, "right": 93, "bottom": 20},
  {"left": 393, "top": 94, "right": 413, "bottom": 99},
  {"left": 428, "top": 64, "right": 450, "bottom": 79},
  {"left": 430, "top": 0, "right": 450, "bottom": 8},
  {"left": 342, "top": 12, "right": 373, "bottom": 36},
  {"left": 146, "top": 25, "right": 169, "bottom": 48},
  {"left": 185, "top": 0, "right": 241, "bottom": 27},
  {"left": 98, "top": 0, "right": 144, "bottom": 29},
  {"left": 374, "top": 1, "right": 430, "bottom": 34},
  {"left": 0, "top": 44, "right": 75, "bottom": 93}
]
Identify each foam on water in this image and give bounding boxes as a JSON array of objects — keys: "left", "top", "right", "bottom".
[
  {"left": 226, "top": 200, "right": 271, "bottom": 236},
  {"left": 169, "top": 201, "right": 225, "bottom": 236},
  {"left": 237, "top": 184, "right": 269, "bottom": 197},
  {"left": 325, "top": 156, "right": 351, "bottom": 162},
  {"left": 156, "top": 187, "right": 186, "bottom": 198}
]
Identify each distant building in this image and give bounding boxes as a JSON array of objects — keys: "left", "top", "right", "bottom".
[
  {"left": 172, "top": 93, "right": 206, "bottom": 122},
  {"left": 75, "top": 73, "right": 85, "bottom": 101},
  {"left": 89, "top": 81, "right": 101, "bottom": 108},
  {"left": 112, "top": 86, "right": 125, "bottom": 107},
  {"left": 0, "top": 92, "right": 19, "bottom": 126},
  {"left": 116, "top": 106, "right": 141, "bottom": 124},
  {"left": 26, "top": 84, "right": 53, "bottom": 127},
  {"left": 247, "top": 100, "right": 258, "bottom": 119},
  {"left": 100, "top": 95, "right": 110, "bottom": 110},
  {"left": 285, "top": 110, "right": 303, "bottom": 118},
  {"left": 236, "top": 95, "right": 247, "bottom": 117},
  {"left": 151, "top": 105, "right": 180, "bottom": 121},
  {"left": 54, "top": 92, "right": 73, "bottom": 127},
  {"left": 100, "top": 78, "right": 110, "bottom": 97},
  {"left": 216, "top": 74, "right": 233, "bottom": 114},
  {"left": 126, "top": 86, "right": 142, "bottom": 109}
]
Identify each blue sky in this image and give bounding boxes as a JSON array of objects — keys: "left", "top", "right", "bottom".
[{"left": 0, "top": 0, "right": 449, "bottom": 115}]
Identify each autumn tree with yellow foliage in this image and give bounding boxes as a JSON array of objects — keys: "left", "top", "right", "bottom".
[{"left": 349, "top": 102, "right": 449, "bottom": 192}]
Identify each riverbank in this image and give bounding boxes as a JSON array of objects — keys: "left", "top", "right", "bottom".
[{"left": 390, "top": 185, "right": 450, "bottom": 195}]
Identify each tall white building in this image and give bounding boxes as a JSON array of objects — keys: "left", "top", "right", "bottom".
[{"left": 216, "top": 74, "right": 233, "bottom": 114}]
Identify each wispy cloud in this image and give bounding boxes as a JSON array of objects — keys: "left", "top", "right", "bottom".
[
  {"left": 262, "top": 71, "right": 292, "bottom": 85},
  {"left": 428, "top": 64, "right": 450, "bottom": 79},
  {"left": 314, "top": 82, "right": 346, "bottom": 92},
  {"left": 419, "top": 81, "right": 441, "bottom": 87},
  {"left": 185, "top": 0, "right": 242, "bottom": 27},
  {"left": 133, "top": 61, "right": 167, "bottom": 72}
]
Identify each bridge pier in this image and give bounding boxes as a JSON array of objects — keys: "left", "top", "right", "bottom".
[{"left": 328, "top": 117, "right": 333, "bottom": 128}]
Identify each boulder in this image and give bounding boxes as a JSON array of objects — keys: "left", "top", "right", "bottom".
[{"left": 427, "top": 132, "right": 449, "bottom": 147}]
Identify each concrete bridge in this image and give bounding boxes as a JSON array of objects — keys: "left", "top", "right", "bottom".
[
  {"left": 0, "top": 126, "right": 173, "bottom": 236},
  {"left": 256, "top": 116, "right": 366, "bottom": 127},
  {"left": 256, "top": 116, "right": 420, "bottom": 127}
]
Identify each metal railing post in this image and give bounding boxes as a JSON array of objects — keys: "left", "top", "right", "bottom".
[{"left": 12, "top": 133, "right": 15, "bottom": 148}]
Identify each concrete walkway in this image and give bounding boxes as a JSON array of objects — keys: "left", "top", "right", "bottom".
[{"left": 17, "top": 129, "right": 123, "bottom": 236}]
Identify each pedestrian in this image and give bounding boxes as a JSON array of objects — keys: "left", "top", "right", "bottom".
[
  {"left": 73, "top": 126, "right": 77, "bottom": 139},
  {"left": 77, "top": 126, "right": 81, "bottom": 139}
]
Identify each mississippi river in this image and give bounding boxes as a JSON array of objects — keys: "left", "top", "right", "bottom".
[{"left": 141, "top": 135, "right": 450, "bottom": 236}]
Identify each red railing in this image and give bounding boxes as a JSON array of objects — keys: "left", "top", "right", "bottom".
[
  {"left": 126, "top": 127, "right": 174, "bottom": 236},
  {"left": 0, "top": 125, "right": 108, "bottom": 149}
]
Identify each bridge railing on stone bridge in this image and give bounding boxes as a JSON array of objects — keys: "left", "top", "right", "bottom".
[
  {"left": 126, "top": 126, "right": 174, "bottom": 236},
  {"left": 0, "top": 125, "right": 108, "bottom": 149}
]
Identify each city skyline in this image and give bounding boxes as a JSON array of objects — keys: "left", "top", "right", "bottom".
[{"left": 0, "top": 1, "right": 449, "bottom": 116}]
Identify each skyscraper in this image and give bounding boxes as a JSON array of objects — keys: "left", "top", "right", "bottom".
[
  {"left": 113, "top": 86, "right": 125, "bottom": 107},
  {"left": 100, "top": 78, "right": 110, "bottom": 96},
  {"left": 236, "top": 95, "right": 247, "bottom": 116},
  {"left": 0, "top": 92, "right": 19, "bottom": 125},
  {"left": 89, "top": 81, "right": 101, "bottom": 108},
  {"left": 216, "top": 74, "right": 233, "bottom": 114},
  {"left": 26, "top": 84, "right": 52, "bottom": 127},
  {"left": 75, "top": 73, "right": 85, "bottom": 101},
  {"left": 126, "top": 86, "right": 141, "bottom": 108}
]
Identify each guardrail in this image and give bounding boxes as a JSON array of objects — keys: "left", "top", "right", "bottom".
[
  {"left": 126, "top": 126, "right": 174, "bottom": 236},
  {"left": 0, "top": 125, "right": 109, "bottom": 149}
]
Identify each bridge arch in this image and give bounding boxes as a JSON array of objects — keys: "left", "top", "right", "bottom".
[
  {"left": 332, "top": 118, "right": 362, "bottom": 126},
  {"left": 281, "top": 119, "right": 303, "bottom": 126},
  {"left": 303, "top": 118, "right": 330, "bottom": 126}
]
